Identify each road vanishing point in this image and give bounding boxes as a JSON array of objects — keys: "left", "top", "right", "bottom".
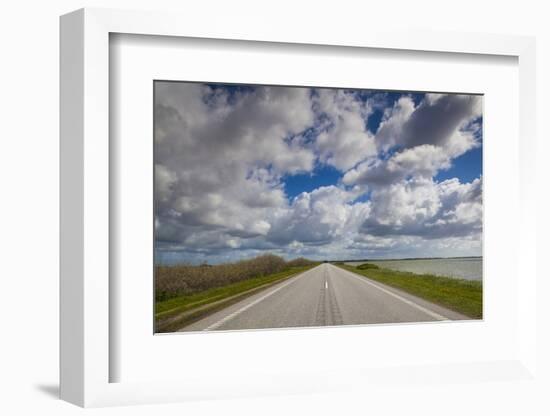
[{"left": 179, "top": 263, "right": 469, "bottom": 332}]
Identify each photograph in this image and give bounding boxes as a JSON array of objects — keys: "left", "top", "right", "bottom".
[{"left": 154, "top": 81, "right": 483, "bottom": 333}]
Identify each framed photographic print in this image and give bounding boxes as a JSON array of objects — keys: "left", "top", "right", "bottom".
[
  {"left": 153, "top": 81, "right": 483, "bottom": 334},
  {"left": 60, "top": 8, "right": 538, "bottom": 408}
]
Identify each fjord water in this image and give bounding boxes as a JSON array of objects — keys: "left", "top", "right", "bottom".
[{"left": 346, "top": 257, "right": 482, "bottom": 281}]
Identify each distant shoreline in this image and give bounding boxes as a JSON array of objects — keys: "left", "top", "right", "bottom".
[
  {"left": 332, "top": 256, "right": 482, "bottom": 263},
  {"left": 341, "top": 256, "right": 482, "bottom": 281},
  {"left": 156, "top": 255, "right": 483, "bottom": 267}
]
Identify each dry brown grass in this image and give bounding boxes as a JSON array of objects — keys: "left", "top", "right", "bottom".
[
  {"left": 286, "top": 257, "right": 315, "bottom": 267},
  {"left": 156, "top": 254, "right": 315, "bottom": 301}
]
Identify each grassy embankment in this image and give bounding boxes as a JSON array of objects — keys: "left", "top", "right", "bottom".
[
  {"left": 336, "top": 263, "right": 482, "bottom": 319},
  {"left": 155, "top": 255, "right": 317, "bottom": 332}
]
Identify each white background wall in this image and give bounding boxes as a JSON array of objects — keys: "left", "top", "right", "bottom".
[{"left": 0, "top": 0, "right": 548, "bottom": 414}]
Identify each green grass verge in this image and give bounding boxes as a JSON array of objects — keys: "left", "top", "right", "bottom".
[
  {"left": 155, "top": 265, "right": 315, "bottom": 332},
  {"left": 356, "top": 263, "right": 380, "bottom": 270},
  {"left": 337, "top": 264, "right": 482, "bottom": 319}
]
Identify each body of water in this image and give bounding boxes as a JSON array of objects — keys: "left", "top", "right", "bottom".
[{"left": 345, "top": 257, "right": 482, "bottom": 281}]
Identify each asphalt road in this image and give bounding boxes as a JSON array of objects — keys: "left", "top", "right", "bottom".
[{"left": 180, "top": 263, "right": 469, "bottom": 332}]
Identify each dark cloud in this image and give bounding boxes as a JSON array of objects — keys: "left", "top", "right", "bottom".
[
  {"left": 343, "top": 93, "right": 482, "bottom": 193},
  {"left": 399, "top": 94, "right": 481, "bottom": 148}
]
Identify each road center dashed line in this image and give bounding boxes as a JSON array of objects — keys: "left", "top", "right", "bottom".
[{"left": 338, "top": 266, "right": 449, "bottom": 321}]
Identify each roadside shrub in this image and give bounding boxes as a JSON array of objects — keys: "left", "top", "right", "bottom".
[
  {"left": 356, "top": 263, "right": 379, "bottom": 270},
  {"left": 286, "top": 257, "right": 316, "bottom": 267},
  {"left": 156, "top": 254, "right": 305, "bottom": 301}
]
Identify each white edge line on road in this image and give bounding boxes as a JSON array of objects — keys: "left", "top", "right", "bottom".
[
  {"left": 203, "top": 269, "right": 310, "bottom": 331},
  {"left": 338, "top": 266, "right": 449, "bottom": 321}
]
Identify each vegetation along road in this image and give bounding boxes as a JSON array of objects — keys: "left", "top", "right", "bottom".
[{"left": 173, "top": 262, "right": 475, "bottom": 332}]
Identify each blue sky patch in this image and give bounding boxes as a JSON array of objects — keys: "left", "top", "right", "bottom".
[
  {"left": 436, "top": 146, "right": 482, "bottom": 183},
  {"left": 283, "top": 164, "right": 341, "bottom": 200}
]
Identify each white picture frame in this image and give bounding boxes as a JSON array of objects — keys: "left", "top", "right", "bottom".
[{"left": 60, "top": 8, "right": 538, "bottom": 408}]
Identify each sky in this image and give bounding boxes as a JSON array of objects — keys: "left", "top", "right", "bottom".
[{"left": 154, "top": 82, "right": 483, "bottom": 265}]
